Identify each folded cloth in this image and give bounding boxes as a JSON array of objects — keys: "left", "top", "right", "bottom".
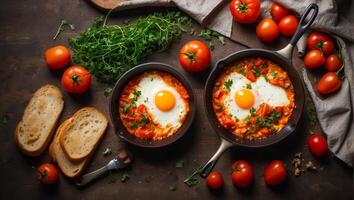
[{"left": 106, "top": 0, "right": 354, "bottom": 166}]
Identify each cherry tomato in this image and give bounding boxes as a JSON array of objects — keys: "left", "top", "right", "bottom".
[
  {"left": 256, "top": 18, "right": 279, "bottom": 42},
  {"left": 316, "top": 72, "right": 341, "bottom": 95},
  {"left": 325, "top": 54, "right": 343, "bottom": 72},
  {"left": 206, "top": 171, "right": 224, "bottom": 190},
  {"left": 304, "top": 50, "right": 325, "bottom": 69},
  {"left": 278, "top": 15, "right": 298, "bottom": 37},
  {"left": 307, "top": 32, "right": 335, "bottom": 56},
  {"left": 179, "top": 40, "right": 211, "bottom": 73},
  {"left": 44, "top": 45, "right": 71, "bottom": 70},
  {"left": 263, "top": 160, "right": 287, "bottom": 186},
  {"left": 231, "top": 160, "right": 254, "bottom": 188},
  {"left": 307, "top": 133, "right": 329, "bottom": 157},
  {"left": 35, "top": 163, "right": 59, "bottom": 184},
  {"left": 229, "top": 0, "right": 261, "bottom": 24},
  {"left": 271, "top": 2, "right": 290, "bottom": 22},
  {"left": 61, "top": 66, "right": 92, "bottom": 93}
]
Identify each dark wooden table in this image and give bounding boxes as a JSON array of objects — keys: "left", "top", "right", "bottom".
[{"left": 0, "top": 1, "right": 352, "bottom": 199}]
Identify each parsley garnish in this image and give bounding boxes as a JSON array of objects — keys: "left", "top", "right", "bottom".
[
  {"left": 253, "top": 67, "right": 260, "bottom": 77},
  {"left": 263, "top": 75, "right": 269, "bottom": 81},
  {"left": 284, "top": 83, "right": 290, "bottom": 89},
  {"left": 217, "top": 105, "right": 223, "bottom": 112},
  {"left": 184, "top": 165, "right": 203, "bottom": 187},
  {"left": 104, "top": 87, "right": 112, "bottom": 97},
  {"left": 244, "top": 116, "right": 250, "bottom": 125},
  {"left": 121, "top": 173, "right": 130, "bottom": 183},
  {"left": 246, "top": 83, "right": 252, "bottom": 89},
  {"left": 224, "top": 79, "right": 233, "bottom": 91},
  {"left": 130, "top": 122, "right": 138, "bottom": 129},
  {"left": 102, "top": 148, "right": 112, "bottom": 156},
  {"left": 53, "top": 19, "right": 75, "bottom": 40},
  {"left": 169, "top": 184, "right": 177, "bottom": 191},
  {"left": 271, "top": 71, "right": 277, "bottom": 77},
  {"left": 250, "top": 107, "right": 256, "bottom": 116}
]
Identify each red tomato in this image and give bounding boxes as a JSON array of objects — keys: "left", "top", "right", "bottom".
[
  {"left": 61, "top": 66, "right": 92, "bottom": 93},
  {"left": 229, "top": 0, "right": 261, "bottom": 24},
  {"left": 307, "top": 32, "right": 335, "bottom": 56},
  {"left": 231, "top": 160, "right": 254, "bottom": 188},
  {"left": 304, "top": 50, "right": 325, "bottom": 69},
  {"left": 263, "top": 160, "right": 287, "bottom": 186},
  {"left": 179, "top": 40, "right": 211, "bottom": 73},
  {"left": 316, "top": 72, "right": 341, "bottom": 95},
  {"left": 256, "top": 18, "right": 279, "bottom": 42},
  {"left": 35, "top": 163, "right": 59, "bottom": 184},
  {"left": 206, "top": 171, "right": 224, "bottom": 190},
  {"left": 44, "top": 45, "right": 71, "bottom": 70},
  {"left": 325, "top": 54, "right": 343, "bottom": 72},
  {"left": 278, "top": 15, "right": 298, "bottom": 37},
  {"left": 307, "top": 133, "right": 329, "bottom": 157},
  {"left": 271, "top": 2, "right": 290, "bottom": 22}
]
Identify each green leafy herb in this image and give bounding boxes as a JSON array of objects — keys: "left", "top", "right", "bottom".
[
  {"left": 218, "top": 36, "right": 225, "bottom": 45},
  {"left": 244, "top": 116, "right": 250, "bottom": 125},
  {"left": 175, "top": 160, "right": 185, "bottom": 169},
  {"left": 217, "top": 104, "right": 223, "bottom": 112},
  {"left": 263, "top": 74, "right": 269, "bottom": 81},
  {"left": 269, "top": 110, "right": 281, "bottom": 123},
  {"left": 253, "top": 67, "right": 260, "bottom": 77},
  {"left": 169, "top": 184, "right": 177, "bottom": 191},
  {"left": 53, "top": 19, "right": 75, "bottom": 40},
  {"left": 270, "top": 71, "right": 277, "bottom": 77},
  {"left": 121, "top": 173, "right": 130, "bottom": 183},
  {"left": 250, "top": 107, "right": 256, "bottom": 116},
  {"left": 104, "top": 87, "right": 112, "bottom": 97},
  {"left": 284, "top": 83, "right": 290, "bottom": 89},
  {"left": 144, "top": 97, "right": 149, "bottom": 103},
  {"left": 234, "top": 116, "right": 239, "bottom": 122},
  {"left": 130, "top": 122, "right": 138, "bottom": 129},
  {"left": 123, "top": 104, "right": 130, "bottom": 114},
  {"left": 246, "top": 83, "right": 252, "bottom": 89},
  {"left": 306, "top": 102, "right": 318, "bottom": 127},
  {"left": 224, "top": 79, "right": 233, "bottom": 91},
  {"left": 70, "top": 12, "right": 192, "bottom": 83},
  {"left": 184, "top": 164, "right": 203, "bottom": 187},
  {"left": 198, "top": 29, "right": 225, "bottom": 51},
  {"left": 1, "top": 114, "right": 9, "bottom": 125}
]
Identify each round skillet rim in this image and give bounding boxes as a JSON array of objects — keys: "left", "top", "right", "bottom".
[
  {"left": 204, "top": 48, "right": 305, "bottom": 148},
  {"left": 109, "top": 62, "right": 196, "bottom": 148}
]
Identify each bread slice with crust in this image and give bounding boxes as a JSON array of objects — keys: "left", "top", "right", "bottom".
[
  {"left": 15, "top": 85, "right": 64, "bottom": 156},
  {"left": 49, "top": 118, "right": 91, "bottom": 178},
  {"left": 60, "top": 107, "right": 108, "bottom": 161}
]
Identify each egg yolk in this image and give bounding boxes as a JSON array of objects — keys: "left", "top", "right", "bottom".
[
  {"left": 235, "top": 89, "right": 255, "bottom": 109},
  {"left": 155, "top": 90, "right": 176, "bottom": 111}
]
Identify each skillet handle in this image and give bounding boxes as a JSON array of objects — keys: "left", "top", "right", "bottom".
[
  {"left": 289, "top": 3, "right": 318, "bottom": 46},
  {"left": 276, "top": 4, "right": 318, "bottom": 59},
  {"left": 199, "top": 138, "right": 233, "bottom": 178}
]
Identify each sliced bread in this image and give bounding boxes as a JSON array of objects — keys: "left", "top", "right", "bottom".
[
  {"left": 15, "top": 84, "right": 64, "bottom": 156},
  {"left": 59, "top": 107, "right": 108, "bottom": 161},
  {"left": 49, "top": 118, "right": 91, "bottom": 178}
]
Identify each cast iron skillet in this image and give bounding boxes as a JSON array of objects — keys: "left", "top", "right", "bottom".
[
  {"left": 109, "top": 62, "right": 196, "bottom": 148},
  {"left": 200, "top": 4, "right": 319, "bottom": 178}
]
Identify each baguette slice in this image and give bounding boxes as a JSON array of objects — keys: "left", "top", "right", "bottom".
[
  {"left": 49, "top": 118, "right": 91, "bottom": 178},
  {"left": 15, "top": 85, "right": 64, "bottom": 156},
  {"left": 60, "top": 107, "right": 108, "bottom": 161}
]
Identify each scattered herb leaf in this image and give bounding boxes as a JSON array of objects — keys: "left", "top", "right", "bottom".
[
  {"left": 1, "top": 114, "right": 9, "bottom": 125},
  {"left": 169, "top": 184, "right": 177, "bottom": 191},
  {"left": 53, "top": 19, "right": 75, "bottom": 40},
  {"left": 175, "top": 160, "right": 185, "bottom": 169},
  {"left": 104, "top": 87, "right": 112, "bottom": 97},
  {"left": 184, "top": 164, "right": 203, "bottom": 187},
  {"left": 224, "top": 79, "right": 233, "bottom": 91},
  {"left": 246, "top": 83, "right": 252, "bottom": 89},
  {"left": 102, "top": 148, "right": 112, "bottom": 156},
  {"left": 121, "top": 173, "right": 130, "bottom": 183}
]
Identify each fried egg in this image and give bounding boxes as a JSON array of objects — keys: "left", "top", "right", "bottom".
[
  {"left": 134, "top": 74, "right": 188, "bottom": 129},
  {"left": 223, "top": 72, "right": 289, "bottom": 120}
]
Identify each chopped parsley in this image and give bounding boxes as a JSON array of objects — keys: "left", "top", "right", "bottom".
[
  {"left": 130, "top": 122, "right": 138, "bottom": 129},
  {"left": 246, "top": 83, "right": 252, "bottom": 89},
  {"left": 102, "top": 148, "right": 112, "bottom": 156},
  {"left": 250, "top": 107, "right": 256, "bottom": 116},
  {"left": 224, "top": 79, "right": 233, "bottom": 91},
  {"left": 123, "top": 104, "right": 130, "bottom": 114},
  {"left": 263, "top": 74, "right": 269, "bottom": 81},
  {"left": 144, "top": 97, "right": 149, "bottom": 103},
  {"left": 217, "top": 104, "right": 223, "bottom": 112},
  {"left": 169, "top": 184, "right": 177, "bottom": 191},
  {"left": 244, "top": 116, "right": 250, "bottom": 125},
  {"left": 104, "top": 87, "right": 112, "bottom": 97},
  {"left": 253, "top": 67, "right": 260, "bottom": 77},
  {"left": 234, "top": 116, "right": 239, "bottom": 122},
  {"left": 284, "top": 83, "right": 290, "bottom": 89},
  {"left": 184, "top": 164, "right": 203, "bottom": 187},
  {"left": 270, "top": 71, "right": 277, "bottom": 77},
  {"left": 121, "top": 173, "right": 130, "bottom": 183}
]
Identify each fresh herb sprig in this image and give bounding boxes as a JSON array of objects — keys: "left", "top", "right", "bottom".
[
  {"left": 224, "top": 79, "right": 233, "bottom": 91},
  {"left": 70, "top": 12, "right": 192, "bottom": 83},
  {"left": 183, "top": 164, "right": 203, "bottom": 187},
  {"left": 198, "top": 29, "right": 225, "bottom": 50},
  {"left": 53, "top": 20, "right": 75, "bottom": 40}
]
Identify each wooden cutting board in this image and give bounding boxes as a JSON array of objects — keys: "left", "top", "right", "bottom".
[{"left": 89, "top": 0, "right": 174, "bottom": 11}]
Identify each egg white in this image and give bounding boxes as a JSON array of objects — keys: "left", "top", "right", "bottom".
[
  {"left": 254, "top": 76, "right": 290, "bottom": 107},
  {"left": 135, "top": 74, "right": 187, "bottom": 129}
]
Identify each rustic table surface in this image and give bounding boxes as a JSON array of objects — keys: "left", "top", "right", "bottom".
[{"left": 0, "top": 0, "right": 352, "bottom": 199}]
